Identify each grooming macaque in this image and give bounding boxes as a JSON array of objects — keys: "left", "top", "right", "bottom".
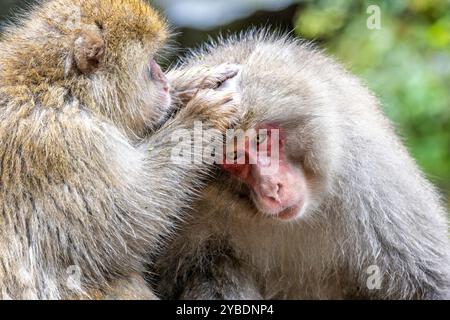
[
  {"left": 0, "top": 0, "right": 239, "bottom": 299},
  {"left": 153, "top": 34, "right": 450, "bottom": 299}
]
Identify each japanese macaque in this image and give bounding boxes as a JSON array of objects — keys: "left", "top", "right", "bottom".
[
  {"left": 0, "top": 0, "right": 239, "bottom": 299},
  {"left": 153, "top": 33, "right": 450, "bottom": 299}
]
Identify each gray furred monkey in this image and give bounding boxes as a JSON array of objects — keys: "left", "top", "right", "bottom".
[
  {"left": 0, "top": 0, "right": 239, "bottom": 299},
  {"left": 152, "top": 32, "right": 450, "bottom": 299}
]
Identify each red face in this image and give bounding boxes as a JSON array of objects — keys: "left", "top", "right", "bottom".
[{"left": 221, "top": 124, "right": 308, "bottom": 221}]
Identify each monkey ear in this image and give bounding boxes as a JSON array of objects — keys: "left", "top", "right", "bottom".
[{"left": 73, "top": 26, "right": 105, "bottom": 75}]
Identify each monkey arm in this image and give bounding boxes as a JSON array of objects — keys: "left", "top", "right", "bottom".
[{"left": 137, "top": 85, "right": 238, "bottom": 216}]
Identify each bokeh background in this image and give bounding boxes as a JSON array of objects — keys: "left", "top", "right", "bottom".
[{"left": 1, "top": 0, "right": 449, "bottom": 207}]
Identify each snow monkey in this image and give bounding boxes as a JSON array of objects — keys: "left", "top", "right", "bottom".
[
  {"left": 0, "top": 0, "right": 240, "bottom": 299},
  {"left": 153, "top": 33, "right": 450, "bottom": 299}
]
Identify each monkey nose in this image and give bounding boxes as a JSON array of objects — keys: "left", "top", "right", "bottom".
[
  {"left": 150, "top": 59, "right": 169, "bottom": 89},
  {"left": 259, "top": 180, "right": 282, "bottom": 204}
]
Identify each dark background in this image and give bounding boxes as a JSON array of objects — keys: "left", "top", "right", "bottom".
[{"left": 1, "top": 0, "right": 449, "bottom": 207}]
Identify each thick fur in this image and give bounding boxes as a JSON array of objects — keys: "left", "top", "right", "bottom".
[
  {"left": 153, "top": 32, "right": 450, "bottom": 299},
  {"left": 0, "top": 0, "right": 236, "bottom": 299}
]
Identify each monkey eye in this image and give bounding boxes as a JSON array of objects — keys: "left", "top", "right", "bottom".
[
  {"left": 214, "top": 79, "right": 226, "bottom": 89},
  {"left": 226, "top": 149, "right": 244, "bottom": 163},
  {"left": 256, "top": 131, "right": 268, "bottom": 145},
  {"left": 95, "top": 20, "right": 104, "bottom": 31}
]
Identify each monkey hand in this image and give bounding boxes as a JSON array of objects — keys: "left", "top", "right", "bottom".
[
  {"left": 181, "top": 88, "right": 240, "bottom": 132},
  {"left": 169, "top": 63, "right": 241, "bottom": 104},
  {"left": 195, "top": 63, "right": 241, "bottom": 90}
]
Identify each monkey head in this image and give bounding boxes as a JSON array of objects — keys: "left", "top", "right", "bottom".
[
  {"left": 205, "top": 36, "right": 344, "bottom": 222},
  {"left": 0, "top": 0, "right": 170, "bottom": 138}
]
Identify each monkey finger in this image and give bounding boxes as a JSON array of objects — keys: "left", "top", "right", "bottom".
[{"left": 199, "top": 63, "right": 242, "bottom": 90}]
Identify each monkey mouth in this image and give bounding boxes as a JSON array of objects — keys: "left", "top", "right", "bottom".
[
  {"left": 250, "top": 190, "right": 305, "bottom": 221},
  {"left": 254, "top": 197, "right": 304, "bottom": 221},
  {"left": 154, "top": 99, "right": 180, "bottom": 130},
  {"left": 272, "top": 203, "right": 302, "bottom": 221}
]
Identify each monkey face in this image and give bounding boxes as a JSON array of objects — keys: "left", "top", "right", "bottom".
[{"left": 221, "top": 123, "right": 309, "bottom": 221}]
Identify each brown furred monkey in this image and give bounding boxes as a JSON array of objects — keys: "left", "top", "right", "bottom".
[
  {"left": 153, "top": 32, "right": 450, "bottom": 299},
  {"left": 0, "top": 0, "right": 239, "bottom": 299}
]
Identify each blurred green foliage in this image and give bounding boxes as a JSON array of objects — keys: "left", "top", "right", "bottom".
[{"left": 295, "top": 0, "right": 450, "bottom": 206}]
